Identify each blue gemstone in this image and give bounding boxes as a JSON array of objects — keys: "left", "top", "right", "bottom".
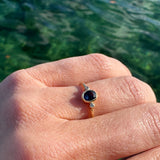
[{"left": 84, "top": 90, "right": 96, "bottom": 102}]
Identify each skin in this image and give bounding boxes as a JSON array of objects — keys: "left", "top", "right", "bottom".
[{"left": 0, "top": 53, "right": 160, "bottom": 160}]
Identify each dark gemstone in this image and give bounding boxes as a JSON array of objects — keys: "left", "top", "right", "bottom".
[{"left": 84, "top": 90, "right": 96, "bottom": 102}]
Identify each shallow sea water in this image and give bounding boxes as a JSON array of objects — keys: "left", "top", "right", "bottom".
[{"left": 0, "top": 0, "right": 160, "bottom": 100}]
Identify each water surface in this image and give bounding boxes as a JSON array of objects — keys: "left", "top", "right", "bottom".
[{"left": 0, "top": 0, "right": 160, "bottom": 100}]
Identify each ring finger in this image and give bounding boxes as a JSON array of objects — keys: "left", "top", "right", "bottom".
[{"left": 38, "top": 76, "right": 156, "bottom": 120}]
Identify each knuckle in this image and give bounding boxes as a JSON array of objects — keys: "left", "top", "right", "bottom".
[
  {"left": 8, "top": 70, "right": 25, "bottom": 83},
  {"left": 5, "top": 69, "right": 27, "bottom": 88},
  {"left": 88, "top": 53, "right": 131, "bottom": 77},
  {"left": 88, "top": 53, "right": 113, "bottom": 73},
  {"left": 145, "top": 104, "right": 160, "bottom": 142},
  {"left": 123, "top": 76, "right": 149, "bottom": 103}
]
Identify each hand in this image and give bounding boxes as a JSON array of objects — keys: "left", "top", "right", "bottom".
[{"left": 0, "top": 53, "right": 159, "bottom": 160}]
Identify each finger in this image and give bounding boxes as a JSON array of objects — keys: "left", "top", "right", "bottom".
[
  {"left": 26, "top": 53, "right": 131, "bottom": 87},
  {"left": 40, "top": 76, "right": 156, "bottom": 119},
  {"left": 63, "top": 103, "right": 160, "bottom": 160},
  {"left": 126, "top": 147, "right": 160, "bottom": 160}
]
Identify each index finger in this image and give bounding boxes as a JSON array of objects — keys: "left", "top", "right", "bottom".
[{"left": 26, "top": 53, "right": 131, "bottom": 87}]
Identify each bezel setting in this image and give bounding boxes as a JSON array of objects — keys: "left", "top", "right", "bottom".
[{"left": 81, "top": 89, "right": 97, "bottom": 103}]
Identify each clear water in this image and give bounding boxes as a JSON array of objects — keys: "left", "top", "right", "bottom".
[{"left": 0, "top": 0, "right": 160, "bottom": 100}]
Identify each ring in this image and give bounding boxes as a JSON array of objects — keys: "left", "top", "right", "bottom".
[{"left": 80, "top": 83, "right": 97, "bottom": 118}]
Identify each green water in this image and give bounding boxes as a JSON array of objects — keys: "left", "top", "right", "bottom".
[{"left": 0, "top": 0, "right": 160, "bottom": 101}]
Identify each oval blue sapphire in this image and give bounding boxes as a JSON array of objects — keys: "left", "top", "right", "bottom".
[{"left": 84, "top": 90, "right": 96, "bottom": 102}]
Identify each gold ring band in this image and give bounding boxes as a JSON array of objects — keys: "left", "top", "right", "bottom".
[{"left": 80, "top": 83, "right": 97, "bottom": 118}]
